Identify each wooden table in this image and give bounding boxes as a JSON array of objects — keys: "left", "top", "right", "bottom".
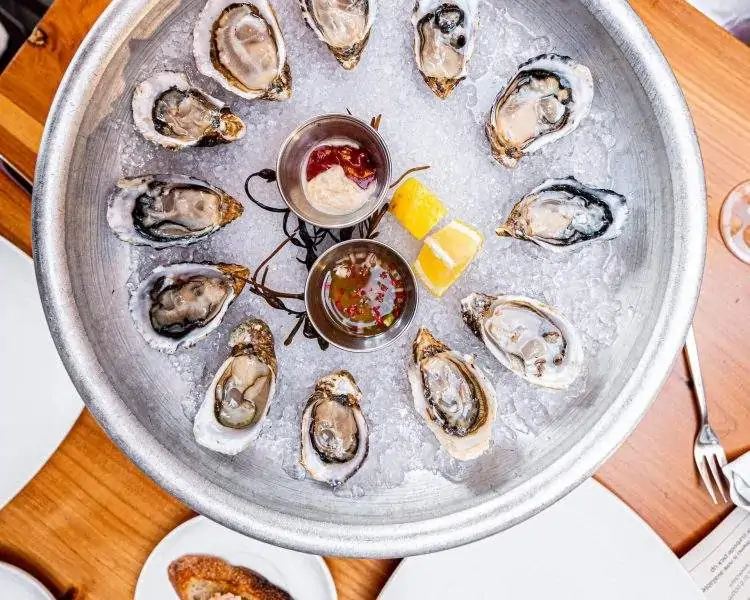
[{"left": 0, "top": 1, "right": 748, "bottom": 598}]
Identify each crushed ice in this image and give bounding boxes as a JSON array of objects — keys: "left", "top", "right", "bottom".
[{"left": 116, "top": 1, "right": 633, "bottom": 495}]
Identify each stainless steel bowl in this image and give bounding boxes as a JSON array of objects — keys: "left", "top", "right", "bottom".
[
  {"left": 305, "top": 239, "right": 419, "bottom": 352},
  {"left": 276, "top": 114, "right": 392, "bottom": 229},
  {"left": 33, "top": 0, "right": 706, "bottom": 557}
]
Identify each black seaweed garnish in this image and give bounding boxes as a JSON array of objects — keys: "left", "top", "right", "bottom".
[{"left": 241, "top": 114, "right": 429, "bottom": 349}]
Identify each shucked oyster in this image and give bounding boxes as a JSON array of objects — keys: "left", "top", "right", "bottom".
[
  {"left": 497, "top": 177, "right": 629, "bottom": 252},
  {"left": 412, "top": 0, "right": 478, "bottom": 99},
  {"left": 194, "top": 319, "right": 277, "bottom": 455},
  {"left": 194, "top": 0, "right": 292, "bottom": 101},
  {"left": 408, "top": 328, "right": 496, "bottom": 460},
  {"left": 461, "top": 293, "right": 583, "bottom": 389},
  {"left": 301, "top": 0, "right": 375, "bottom": 70},
  {"left": 107, "top": 175, "right": 244, "bottom": 248},
  {"left": 132, "top": 71, "right": 245, "bottom": 150},
  {"left": 300, "top": 371, "right": 369, "bottom": 486},
  {"left": 130, "top": 262, "right": 248, "bottom": 353},
  {"left": 486, "top": 54, "right": 593, "bottom": 168}
]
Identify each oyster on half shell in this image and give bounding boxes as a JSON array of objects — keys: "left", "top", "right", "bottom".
[
  {"left": 194, "top": 0, "right": 292, "bottom": 101},
  {"left": 107, "top": 174, "right": 244, "bottom": 248},
  {"left": 497, "top": 177, "right": 629, "bottom": 252},
  {"left": 300, "top": 371, "right": 369, "bottom": 486},
  {"left": 461, "top": 293, "right": 583, "bottom": 389},
  {"left": 301, "top": 0, "right": 375, "bottom": 70},
  {"left": 412, "top": 0, "right": 479, "bottom": 99},
  {"left": 129, "top": 262, "right": 248, "bottom": 353},
  {"left": 408, "top": 328, "right": 496, "bottom": 461},
  {"left": 486, "top": 54, "right": 594, "bottom": 168},
  {"left": 132, "top": 71, "right": 245, "bottom": 150},
  {"left": 194, "top": 319, "right": 277, "bottom": 455}
]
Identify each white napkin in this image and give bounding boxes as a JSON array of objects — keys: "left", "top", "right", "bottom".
[{"left": 723, "top": 452, "right": 750, "bottom": 509}]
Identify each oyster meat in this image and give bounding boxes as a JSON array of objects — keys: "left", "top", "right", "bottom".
[
  {"left": 129, "top": 262, "right": 248, "bottom": 353},
  {"left": 301, "top": 0, "right": 375, "bottom": 70},
  {"left": 497, "top": 177, "right": 629, "bottom": 251},
  {"left": 193, "top": 0, "right": 292, "bottom": 101},
  {"left": 408, "top": 328, "right": 496, "bottom": 460},
  {"left": 412, "top": 0, "right": 478, "bottom": 99},
  {"left": 486, "top": 54, "right": 594, "bottom": 168},
  {"left": 461, "top": 293, "right": 583, "bottom": 389},
  {"left": 132, "top": 71, "right": 245, "bottom": 150},
  {"left": 300, "top": 371, "right": 369, "bottom": 486},
  {"left": 194, "top": 319, "right": 277, "bottom": 455},
  {"left": 107, "top": 174, "right": 244, "bottom": 248}
]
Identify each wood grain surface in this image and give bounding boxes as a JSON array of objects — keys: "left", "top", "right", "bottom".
[{"left": 0, "top": 0, "right": 748, "bottom": 598}]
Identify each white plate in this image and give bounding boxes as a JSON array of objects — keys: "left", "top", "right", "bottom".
[
  {"left": 0, "top": 562, "right": 55, "bottom": 600},
  {"left": 135, "top": 515, "right": 337, "bottom": 600},
  {"left": 0, "top": 236, "right": 83, "bottom": 509},
  {"left": 379, "top": 479, "right": 703, "bottom": 600}
]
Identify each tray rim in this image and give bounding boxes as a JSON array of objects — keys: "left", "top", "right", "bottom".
[{"left": 31, "top": 0, "right": 706, "bottom": 557}]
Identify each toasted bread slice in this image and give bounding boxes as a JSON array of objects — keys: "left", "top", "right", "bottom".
[{"left": 168, "top": 555, "right": 293, "bottom": 600}]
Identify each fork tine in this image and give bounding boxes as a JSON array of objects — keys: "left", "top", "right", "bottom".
[
  {"left": 708, "top": 454, "right": 728, "bottom": 503},
  {"left": 696, "top": 456, "right": 718, "bottom": 504}
]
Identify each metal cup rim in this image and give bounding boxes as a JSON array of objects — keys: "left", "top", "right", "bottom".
[
  {"left": 304, "top": 238, "right": 419, "bottom": 353},
  {"left": 275, "top": 113, "right": 393, "bottom": 229}
]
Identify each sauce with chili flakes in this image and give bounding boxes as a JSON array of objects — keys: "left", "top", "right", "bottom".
[
  {"left": 322, "top": 250, "right": 407, "bottom": 337},
  {"left": 306, "top": 142, "right": 378, "bottom": 190}
]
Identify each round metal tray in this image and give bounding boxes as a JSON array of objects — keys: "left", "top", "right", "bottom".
[{"left": 33, "top": 0, "right": 705, "bottom": 557}]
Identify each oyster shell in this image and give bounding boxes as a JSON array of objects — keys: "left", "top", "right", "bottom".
[
  {"left": 300, "top": 371, "right": 369, "bottom": 486},
  {"left": 486, "top": 54, "right": 594, "bottom": 168},
  {"left": 132, "top": 71, "right": 245, "bottom": 150},
  {"left": 301, "top": 0, "right": 375, "bottom": 70},
  {"left": 407, "top": 328, "right": 496, "bottom": 460},
  {"left": 461, "top": 293, "right": 583, "bottom": 389},
  {"left": 194, "top": 319, "right": 277, "bottom": 455},
  {"left": 107, "top": 174, "right": 244, "bottom": 248},
  {"left": 193, "top": 0, "right": 292, "bottom": 101},
  {"left": 412, "top": 0, "right": 479, "bottom": 98},
  {"left": 129, "top": 262, "right": 248, "bottom": 353},
  {"left": 497, "top": 177, "right": 629, "bottom": 252}
]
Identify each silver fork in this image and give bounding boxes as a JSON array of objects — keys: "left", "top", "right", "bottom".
[{"left": 686, "top": 325, "right": 728, "bottom": 504}]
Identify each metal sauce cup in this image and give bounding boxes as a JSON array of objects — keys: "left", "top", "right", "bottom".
[
  {"left": 276, "top": 114, "right": 392, "bottom": 229},
  {"left": 305, "top": 239, "right": 418, "bottom": 352}
]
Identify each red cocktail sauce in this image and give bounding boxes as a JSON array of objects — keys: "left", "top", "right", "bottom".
[{"left": 306, "top": 144, "right": 377, "bottom": 190}]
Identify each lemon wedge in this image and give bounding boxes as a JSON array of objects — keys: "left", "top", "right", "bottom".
[
  {"left": 389, "top": 178, "right": 447, "bottom": 240},
  {"left": 413, "top": 220, "right": 483, "bottom": 297}
]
